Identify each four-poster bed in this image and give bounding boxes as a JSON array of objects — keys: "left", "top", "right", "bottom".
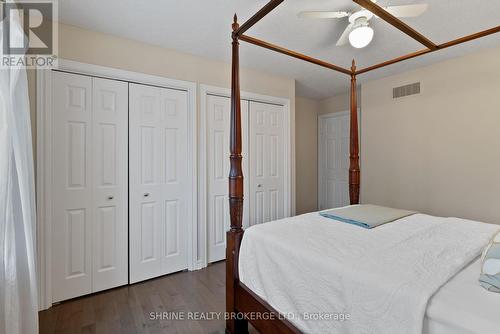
[{"left": 226, "top": 1, "right": 500, "bottom": 333}]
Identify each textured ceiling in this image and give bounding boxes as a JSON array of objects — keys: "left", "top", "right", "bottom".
[{"left": 59, "top": 0, "right": 500, "bottom": 99}]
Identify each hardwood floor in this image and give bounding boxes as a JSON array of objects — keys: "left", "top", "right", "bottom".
[{"left": 39, "top": 261, "right": 256, "bottom": 334}]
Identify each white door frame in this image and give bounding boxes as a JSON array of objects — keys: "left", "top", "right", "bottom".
[
  {"left": 198, "top": 84, "right": 292, "bottom": 270},
  {"left": 36, "top": 59, "right": 197, "bottom": 310},
  {"left": 318, "top": 110, "right": 360, "bottom": 210}
]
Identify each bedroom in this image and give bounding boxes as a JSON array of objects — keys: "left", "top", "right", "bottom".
[{"left": 1, "top": 0, "right": 500, "bottom": 333}]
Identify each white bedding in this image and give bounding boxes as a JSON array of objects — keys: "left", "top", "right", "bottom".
[
  {"left": 239, "top": 212, "right": 499, "bottom": 334},
  {"left": 424, "top": 258, "right": 500, "bottom": 334}
]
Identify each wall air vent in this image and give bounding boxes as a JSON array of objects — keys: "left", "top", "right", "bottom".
[{"left": 393, "top": 82, "right": 420, "bottom": 99}]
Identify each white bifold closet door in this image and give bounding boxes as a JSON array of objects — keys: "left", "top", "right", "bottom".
[
  {"left": 52, "top": 72, "right": 128, "bottom": 302},
  {"left": 129, "top": 83, "right": 189, "bottom": 283},
  {"left": 249, "top": 101, "right": 285, "bottom": 225},
  {"left": 206, "top": 95, "right": 249, "bottom": 263},
  {"left": 206, "top": 97, "right": 285, "bottom": 263}
]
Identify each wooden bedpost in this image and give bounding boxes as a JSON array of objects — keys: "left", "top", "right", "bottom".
[
  {"left": 349, "top": 60, "right": 360, "bottom": 205},
  {"left": 226, "top": 14, "right": 248, "bottom": 334}
]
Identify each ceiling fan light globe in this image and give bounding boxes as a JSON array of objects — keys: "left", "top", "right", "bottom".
[{"left": 349, "top": 26, "right": 374, "bottom": 48}]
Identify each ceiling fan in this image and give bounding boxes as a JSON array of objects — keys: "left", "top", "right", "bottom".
[{"left": 298, "top": 1, "right": 429, "bottom": 48}]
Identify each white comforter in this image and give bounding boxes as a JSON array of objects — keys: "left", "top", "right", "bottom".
[{"left": 239, "top": 212, "right": 498, "bottom": 334}]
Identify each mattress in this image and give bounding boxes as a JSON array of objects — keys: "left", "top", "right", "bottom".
[
  {"left": 424, "top": 258, "right": 500, "bottom": 334},
  {"left": 239, "top": 212, "right": 500, "bottom": 334}
]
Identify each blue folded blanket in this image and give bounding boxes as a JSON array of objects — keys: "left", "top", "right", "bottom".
[{"left": 319, "top": 204, "right": 417, "bottom": 229}]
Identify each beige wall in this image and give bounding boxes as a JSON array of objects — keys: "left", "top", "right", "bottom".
[
  {"left": 56, "top": 24, "right": 295, "bottom": 99},
  {"left": 30, "top": 23, "right": 300, "bottom": 212},
  {"left": 318, "top": 89, "right": 360, "bottom": 115},
  {"left": 361, "top": 46, "right": 500, "bottom": 224},
  {"left": 295, "top": 97, "right": 319, "bottom": 214},
  {"left": 294, "top": 90, "right": 360, "bottom": 213},
  {"left": 319, "top": 92, "right": 350, "bottom": 115}
]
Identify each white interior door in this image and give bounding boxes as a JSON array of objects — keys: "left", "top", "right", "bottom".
[
  {"left": 51, "top": 72, "right": 128, "bottom": 302},
  {"left": 318, "top": 113, "right": 350, "bottom": 210},
  {"left": 91, "top": 77, "right": 128, "bottom": 292},
  {"left": 129, "top": 83, "right": 189, "bottom": 283},
  {"left": 249, "top": 101, "right": 285, "bottom": 225},
  {"left": 52, "top": 72, "right": 93, "bottom": 302},
  {"left": 206, "top": 95, "right": 249, "bottom": 263}
]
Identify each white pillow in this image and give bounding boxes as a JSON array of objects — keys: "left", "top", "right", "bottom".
[{"left": 479, "top": 230, "right": 500, "bottom": 292}]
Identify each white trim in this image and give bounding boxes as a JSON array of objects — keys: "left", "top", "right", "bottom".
[
  {"left": 197, "top": 88, "right": 208, "bottom": 270},
  {"left": 36, "top": 59, "right": 197, "bottom": 309},
  {"left": 198, "top": 84, "right": 292, "bottom": 269},
  {"left": 37, "top": 68, "right": 53, "bottom": 310},
  {"left": 55, "top": 60, "right": 195, "bottom": 92},
  {"left": 317, "top": 110, "right": 360, "bottom": 210}
]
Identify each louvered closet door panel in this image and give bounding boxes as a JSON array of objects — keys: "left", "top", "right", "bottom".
[
  {"left": 249, "top": 101, "right": 284, "bottom": 225},
  {"left": 206, "top": 95, "right": 249, "bottom": 263},
  {"left": 52, "top": 71, "right": 93, "bottom": 302},
  {"left": 129, "top": 83, "right": 189, "bottom": 283},
  {"left": 91, "top": 77, "right": 128, "bottom": 292}
]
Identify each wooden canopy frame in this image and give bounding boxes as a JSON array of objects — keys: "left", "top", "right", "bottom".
[{"left": 226, "top": 1, "right": 500, "bottom": 333}]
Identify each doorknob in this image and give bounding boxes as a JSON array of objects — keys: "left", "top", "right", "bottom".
[
  {"left": 257, "top": 184, "right": 262, "bottom": 188},
  {"left": 144, "top": 193, "right": 150, "bottom": 197},
  {"left": 107, "top": 195, "right": 114, "bottom": 200}
]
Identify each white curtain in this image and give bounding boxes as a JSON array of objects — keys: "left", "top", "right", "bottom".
[{"left": 0, "top": 6, "right": 39, "bottom": 334}]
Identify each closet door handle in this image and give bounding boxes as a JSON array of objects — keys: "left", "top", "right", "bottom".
[
  {"left": 144, "top": 193, "right": 150, "bottom": 197},
  {"left": 107, "top": 195, "right": 114, "bottom": 200},
  {"left": 257, "top": 184, "right": 262, "bottom": 188}
]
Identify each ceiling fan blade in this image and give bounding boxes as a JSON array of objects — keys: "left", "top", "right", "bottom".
[
  {"left": 336, "top": 22, "right": 355, "bottom": 46},
  {"left": 298, "top": 11, "right": 350, "bottom": 19},
  {"left": 384, "top": 4, "right": 429, "bottom": 18}
]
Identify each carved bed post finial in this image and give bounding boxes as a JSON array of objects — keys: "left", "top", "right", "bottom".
[
  {"left": 349, "top": 59, "right": 360, "bottom": 205},
  {"left": 226, "top": 13, "right": 249, "bottom": 334},
  {"left": 232, "top": 13, "right": 239, "bottom": 32}
]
